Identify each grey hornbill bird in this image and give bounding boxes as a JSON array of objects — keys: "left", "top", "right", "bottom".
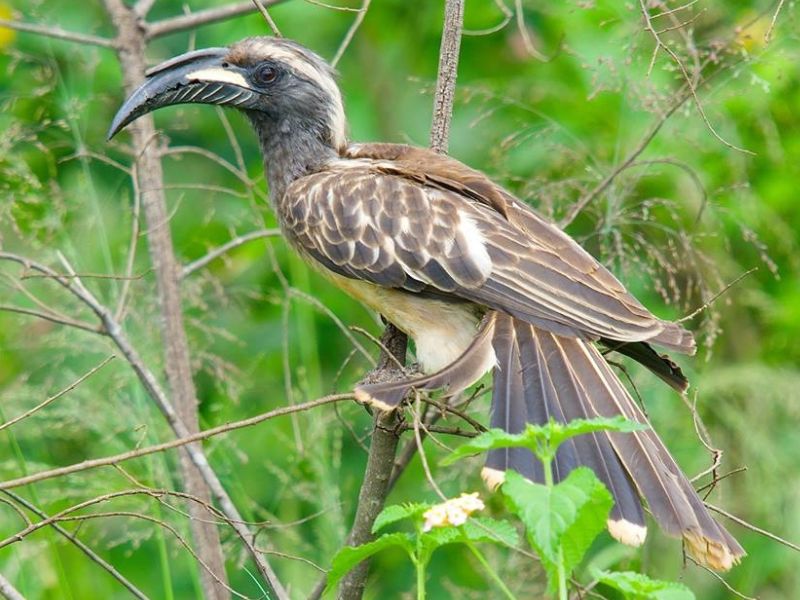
[{"left": 109, "top": 37, "right": 743, "bottom": 571}]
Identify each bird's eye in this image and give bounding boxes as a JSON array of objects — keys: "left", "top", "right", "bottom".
[{"left": 252, "top": 63, "right": 278, "bottom": 87}]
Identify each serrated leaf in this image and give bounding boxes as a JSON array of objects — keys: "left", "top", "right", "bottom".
[
  {"left": 372, "top": 503, "right": 430, "bottom": 533},
  {"left": 419, "top": 517, "right": 519, "bottom": 564},
  {"left": 503, "top": 468, "right": 612, "bottom": 575},
  {"left": 422, "top": 525, "right": 462, "bottom": 548},
  {"left": 441, "top": 428, "right": 533, "bottom": 465},
  {"left": 546, "top": 416, "right": 648, "bottom": 450},
  {"left": 462, "top": 517, "right": 519, "bottom": 547},
  {"left": 325, "top": 533, "right": 413, "bottom": 594},
  {"left": 595, "top": 570, "right": 696, "bottom": 600},
  {"left": 443, "top": 417, "right": 648, "bottom": 465}
]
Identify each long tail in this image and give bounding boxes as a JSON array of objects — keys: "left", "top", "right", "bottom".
[{"left": 486, "top": 314, "right": 744, "bottom": 571}]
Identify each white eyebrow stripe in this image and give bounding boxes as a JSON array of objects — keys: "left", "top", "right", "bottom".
[
  {"left": 261, "top": 48, "right": 347, "bottom": 149},
  {"left": 186, "top": 67, "right": 250, "bottom": 88}
]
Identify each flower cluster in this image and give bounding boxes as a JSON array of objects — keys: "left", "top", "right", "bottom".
[{"left": 422, "top": 492, "right": 485, "bottom": 532}]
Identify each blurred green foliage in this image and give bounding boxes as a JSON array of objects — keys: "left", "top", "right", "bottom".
[{"left": 0, "top": 1, "right": 798, "bottom": 598}]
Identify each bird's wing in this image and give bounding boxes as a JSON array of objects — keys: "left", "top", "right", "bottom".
[{"left": 283, "top": 146, "right": 693, "bottom": 351}]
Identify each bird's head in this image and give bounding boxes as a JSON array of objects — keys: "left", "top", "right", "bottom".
[{"left": 108, "top": 37, "right": 346, "bottom": 152}]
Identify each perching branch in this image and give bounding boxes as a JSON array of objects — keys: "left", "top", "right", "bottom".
[
  {"left": 333, "top": 3, "right": 466, "bottom": 597},
  {"left": 335, "top": 324, "right": 407, "bottom": 600}
]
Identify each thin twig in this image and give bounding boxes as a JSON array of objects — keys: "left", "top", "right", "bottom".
[
  {"left": 146, "top": 0, "right": 286, "bottom": 39},
  {"left": 0, "top": 393, "right": 352, "bottom": 491},
  {"left": 638, "top": 0, "right": 753, "bottom": 155},
  {"left": 0, "top": 304, "right": 99, "bottom": 334},
  {"left": 686, "top": 557, "right": 757, "bottom": 600},
  {"left": 1, "top": 491, "right": 150, "bottom": 600},
  {"left": 0, "top": 18, "right": 115, "bottom": 48},
  {"left": 464, "top": 0, "right": 512, "bottom": 36},
  {"left": 331, "top": 0, "right": 371, "bottom": 67},
  {"left": 251, "top": 0, "right": 282, "bottom": 36},
  {"left": 412, "top": 394, "right": 446, "bottom": 499},
  {"left": 0, "top": 355, "right": 115, "bottom": 433},
  {"left": 181, "top": 229, "right": 282, "bottom": 278},
  {"left": 2, "top": 506, "right": 245, "bottom": 600},
  {"left": 513, "top": 0, "right": 548, "bottom": 60},
  {"left": 705, "top": 503, "right": 800, "bottom": 552},
  {"left": 678, "top": 268, "right": 756, "bottom": 323},
  {"left": 765, "top": 0, "right": 786, "bottom": 43}
]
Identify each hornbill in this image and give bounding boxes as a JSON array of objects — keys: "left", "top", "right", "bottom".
[{"left": 109, "top": 37, "right": 744, "bottom": 570}]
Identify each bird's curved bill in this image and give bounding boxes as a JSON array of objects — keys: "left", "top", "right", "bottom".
[{"left": 107, "top": 47, "right": 257, "bottom": 139}]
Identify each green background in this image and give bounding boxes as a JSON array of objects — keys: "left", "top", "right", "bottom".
[{"left": 0, "top": 0, "right": 798, "bottom": 598}]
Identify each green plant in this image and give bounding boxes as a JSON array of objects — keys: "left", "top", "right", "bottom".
[
  {"left": 444, "top": 417, "right": 696, "bottom": 600},
  {"left": 325, "top": 496, "right": 519, "bottom": 599}
]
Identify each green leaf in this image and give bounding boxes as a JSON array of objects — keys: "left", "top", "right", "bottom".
[
  {"left": 441, "top": 428, "right": 534, "bottom": 465},
  {"left": 461, "top": 517, "right": 520, "bottom": 547},
  {"left": 422, "top": 525, "right": 462, "bottom": 548},
  {"left": 372, "top": 503, "right": 430, "bottom": 533},
  {"left": 443, "top": 417, "right": 648, "bottom": 465},
  {"left": 595, "top": 570, "right": 696, "bottom": 600},
  {"left": 502, "top": 468, "right": 612, "bottom": 579},
  {"left": 420, "top": 517, "right": 518, "bottom": 549},
  {"left": 546, "top": 416, "right": 649, "bottom": 450},
  {"left": 325, "top": 533, "right": 414, "bottom": 594}
]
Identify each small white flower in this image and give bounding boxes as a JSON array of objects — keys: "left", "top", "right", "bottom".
[{"left": 422, "top": 492, "right": 485, "bottom": 532}]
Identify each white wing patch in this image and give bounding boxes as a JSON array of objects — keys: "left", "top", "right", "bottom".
[{"left": 457, "top": 213, "right": 493, "bottom": 279}]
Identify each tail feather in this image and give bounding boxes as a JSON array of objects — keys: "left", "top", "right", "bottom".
[
  {"left": 530, "top": 325, "right": 647, "bottom": 538},
  {"left": 486, "top": 315, "right": 744, "bottom": 570},
  {"left": 484, "top": 312, "right": 543, "bottom": 483},
  {"left": 600, "top": 339, "right": 689, "bottom": 393}
]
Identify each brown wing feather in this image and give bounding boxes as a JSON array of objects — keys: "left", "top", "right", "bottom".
[{"left": 284, "top": 145, "right": 693, "bottom": 351}]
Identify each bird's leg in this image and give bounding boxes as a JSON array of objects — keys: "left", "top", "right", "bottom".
[{"left": 358, "top": 320, "right": 413, "bottom": 387}]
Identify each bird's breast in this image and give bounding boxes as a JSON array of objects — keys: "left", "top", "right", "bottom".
[{"left": 314, "top": 267, "right": 485, "bottom": 374}]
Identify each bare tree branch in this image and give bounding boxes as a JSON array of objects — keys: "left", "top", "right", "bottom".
[
  {"left": 1, "top": 248, "right": 285, "bottom": 595},
  {"left": 0, "top": 18, "right": 115, "bottom": 48},
  {"left": 0, "top": 574, "right": 25, "bottom": 600},
  {"left": 0, "top": 497, "right": 244, "bottom": 599},
  {"left": 1, "top": 491, "right": 150, "bottom": 600},
  {"left": 429, "top": 0, "right": 464, "bottom": 154},
  {"left": 146, "top": 0, "right": 287, "bottom": 40},
  {"left": 0, "top": 304, "right": 99, "bottom": 333},
  {"left": 333, "top": 325, "right": 407, "bottom": 600},
  {"left": 101, "top": 1, "right": 236, "bottom": 596},
  {"left": 0, "top": 393, "right": 351, "bottom": 491}
]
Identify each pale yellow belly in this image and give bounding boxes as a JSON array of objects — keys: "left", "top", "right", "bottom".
[{"left": 320, "top": 270, "right": 484, "bottom": 373}]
